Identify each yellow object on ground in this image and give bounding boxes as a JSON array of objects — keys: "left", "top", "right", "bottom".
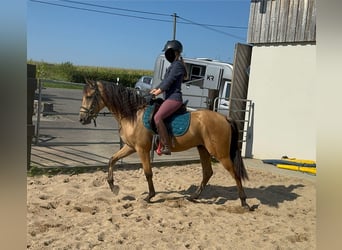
[
  {"left": 277, "top": 164, "right": 316, "bottom": 175},
  {"left": 281, "top": 157, "right": 316, "bottom": 165}
]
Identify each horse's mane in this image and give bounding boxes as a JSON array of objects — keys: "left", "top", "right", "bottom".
[{"left": 100, "top": 80, "right": 148, "bottom": 122}]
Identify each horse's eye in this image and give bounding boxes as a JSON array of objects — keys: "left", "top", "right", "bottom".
[{"left": 86, "top": 96, "right": 93, "bottom": 100}]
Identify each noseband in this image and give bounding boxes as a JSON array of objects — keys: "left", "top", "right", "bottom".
[{"left": 80, "top": 83, "right": 100, "bottom": 127}]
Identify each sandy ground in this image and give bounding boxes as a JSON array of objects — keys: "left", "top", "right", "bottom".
[{"left": 27, "top": 161, "right": 316, "bottom": 249}]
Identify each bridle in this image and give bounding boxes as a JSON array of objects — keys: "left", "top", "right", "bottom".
[{"left": 80, "top": 83, "right": 101, "bottom": 127}]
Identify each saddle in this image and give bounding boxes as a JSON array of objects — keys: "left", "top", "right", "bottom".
[{"left": 142, "top": 98, "right": 190, "bottom": 137}]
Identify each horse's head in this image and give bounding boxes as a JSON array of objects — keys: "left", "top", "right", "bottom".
[{"left": 79, "top": 79, "right": 105, "bottom": 125}]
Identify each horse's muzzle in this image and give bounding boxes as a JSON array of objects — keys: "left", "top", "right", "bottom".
[{"left": 79, "top": 114, "right": 92, "bottom": 125}]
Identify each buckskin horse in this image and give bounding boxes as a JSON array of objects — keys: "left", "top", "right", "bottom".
[{"left": 79, "top": 79, "right": 251, "bottom": 210}]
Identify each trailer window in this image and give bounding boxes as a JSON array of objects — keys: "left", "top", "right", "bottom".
[{"left": 190, "top": 65, "right": 206, "bottom": 80}]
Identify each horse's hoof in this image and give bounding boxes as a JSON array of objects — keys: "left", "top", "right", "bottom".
[
  {"left": 110, "top": 185, "right": 120, "bottom": 195},
  {"left": 245, "top": 205, "right": 253, "bottom": 211},
  {"left": 243, "top": 204, "right": 256, "bottom": 212},
  {"left": 249, "top": 204, "right": 259, "bottom": 211},
  {"left": 144, "top": 196, "right": 153, "bottom": 203},
  {"left": 144, "top": 193, "right": 155, "bottom": 203},
  {"left": 187, "top": 195, "right": 199, "bottom": 202}
]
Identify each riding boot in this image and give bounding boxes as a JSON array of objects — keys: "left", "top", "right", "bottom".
[{"left": 156, "top": 121, "right": 171, "bottom": 155}]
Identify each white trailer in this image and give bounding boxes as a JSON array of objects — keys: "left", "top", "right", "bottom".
[{"left": 152, "top": 54, "right": 234, "bottom": 114}]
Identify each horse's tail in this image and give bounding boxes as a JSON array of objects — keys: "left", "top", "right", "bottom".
[{"left": 228, "top": 118, "right": 249, "bottom": 181}]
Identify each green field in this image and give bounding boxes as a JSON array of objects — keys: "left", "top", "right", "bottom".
[{"left": 28, "top": 60, "right": 153, "bottom": 89}]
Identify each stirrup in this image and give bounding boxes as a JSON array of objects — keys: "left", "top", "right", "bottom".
[{"left": 161, "top": 145, "right": 171, "bottom": 155}]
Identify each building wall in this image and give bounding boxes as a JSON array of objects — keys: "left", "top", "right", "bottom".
[
  {"left": 248, "top": 0, "right": 316, "bottom": 44},
  {"left": 245, "top": 44, "right": 316, "bottom": 160}
]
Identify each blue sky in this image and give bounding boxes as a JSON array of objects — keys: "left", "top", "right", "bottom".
[{"left": 27, "top": 0, "right": 251, "bottom": 70}]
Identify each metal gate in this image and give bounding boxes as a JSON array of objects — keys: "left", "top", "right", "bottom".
[
  {"left": 31, "top": 79, "right": 199, "bottom": 168},
  {"left": 213, "top": 97, "right": 254, "bottom": 158},
  {"left": 229, "top": 43, "right": 253, "bottom": 157},
  {"left": 34, "top": 79, "right": 118, "bottom": 146}
]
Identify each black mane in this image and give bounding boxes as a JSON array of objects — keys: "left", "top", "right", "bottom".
[{"left": 100, "top": 81, "right": 148, "bottom": 122}]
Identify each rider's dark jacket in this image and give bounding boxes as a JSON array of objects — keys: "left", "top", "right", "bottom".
[{"left": 156, "top": 60, "right": 185, "bottom": 102}]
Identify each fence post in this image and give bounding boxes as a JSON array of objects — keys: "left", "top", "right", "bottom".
[
  {"left": 35, "top": 79, "right": 42, "bottom": 144},
  {"left": 27, "top": 64, "right": 37, "bottom": 170}
]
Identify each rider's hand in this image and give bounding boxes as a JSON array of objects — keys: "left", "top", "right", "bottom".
[{"left": 150, "top": 88, "right": 162, "bottom": 96}]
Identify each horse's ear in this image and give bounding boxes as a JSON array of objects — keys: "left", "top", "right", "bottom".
[
  {"left": 85, "top": 78, "right": 91, "bottom": 85},
  {"left": 85, "top": 78, "right": 95, "bottom": 87}
]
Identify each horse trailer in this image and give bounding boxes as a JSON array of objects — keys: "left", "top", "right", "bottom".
[{"left": 152, "top": 54, "right": 234, "bottom": 115}]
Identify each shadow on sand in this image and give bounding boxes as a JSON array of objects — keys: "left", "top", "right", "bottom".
[{"left": 148, "top": 183, "right": 304, "bottom": 209}]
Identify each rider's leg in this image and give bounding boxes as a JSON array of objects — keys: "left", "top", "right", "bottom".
[{"left": 154, "top": 99, "right": 182, "bottom": 155}]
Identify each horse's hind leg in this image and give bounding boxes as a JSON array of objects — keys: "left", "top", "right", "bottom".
[
  {"left": 219, "top": 157, "right": 250, "bottom": 209},
  {"left": 189, "top": 146, "right": 213, "bottom": 200},
  {"left": 107, "top": 144, "right": 135, "bottom": 194}
]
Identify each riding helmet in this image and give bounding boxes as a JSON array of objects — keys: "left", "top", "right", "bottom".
[
  {"left": 163, "top": 40, "right": 183, "bottom": 53},
  {"left": 163, "top": 40, "right": 183, "bottom": 63}
]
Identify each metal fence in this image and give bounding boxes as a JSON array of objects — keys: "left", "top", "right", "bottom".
[
  {"left": 31, "top": 79, "right": 200, "bottom": 168},
  {"left": 31, "top": 79, "right": 253, "bottom": 169},
  {"left": 34, "top": 79, "right": 116, "bottom": 146},
  {"left": 213, "top": 97, "right": 254, "bottom": 158}
]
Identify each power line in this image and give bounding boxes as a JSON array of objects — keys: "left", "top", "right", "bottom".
[
  {"left": 29, "top": 0, "right": 172, "bottom": 23},
  {"left": 60, "top": 0, "right": 247, "bottom": 30},
  {"left": 178, "top": 16, "right": 246, "bottom": 41},
  {"left": 192, "top": 23, "right": 247, "bottom": 30},
  {"left": 29, "top": 0, "right": 247, "bottom": 40},
  {"left": 60, "top": 0, "right": 170, "bottom": 17}
]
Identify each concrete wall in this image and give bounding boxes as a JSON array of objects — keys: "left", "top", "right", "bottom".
[{"left": 245, "top": 44, "right": 316, "bottom": 160}]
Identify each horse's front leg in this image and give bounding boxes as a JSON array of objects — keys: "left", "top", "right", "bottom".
[
  {"left": 107, "top": 144, "right": 135, "bottom": 194},
  {"left": 137, "top": 148, "right": 155, "bottom": 202}
]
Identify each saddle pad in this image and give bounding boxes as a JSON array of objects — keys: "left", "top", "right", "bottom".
[
  {"left": 142, "top": 105, "right": 155, "bottom": 131},
  {"left": 142, "top": 105, "right": 191, "bottom": 137}
]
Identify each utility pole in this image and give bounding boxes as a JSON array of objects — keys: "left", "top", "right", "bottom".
[{"left": 172, "top": 13, "right": 177, "bottom": 40}]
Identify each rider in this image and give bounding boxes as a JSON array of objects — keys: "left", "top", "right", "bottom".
[{"left": 150, "top": 40, "right": 186, "bottom": 155}]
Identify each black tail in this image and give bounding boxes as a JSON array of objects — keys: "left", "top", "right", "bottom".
[{"left": 228, "top": 118, "right": 249, "bottom": 181}]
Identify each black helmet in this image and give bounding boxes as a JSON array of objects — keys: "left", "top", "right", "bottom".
[
  {"left": 163, "top": 40, "right": 183, "bottom": 53},
  {"left": 163, "top": 40, "right": 183, "bottom": 63}
]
